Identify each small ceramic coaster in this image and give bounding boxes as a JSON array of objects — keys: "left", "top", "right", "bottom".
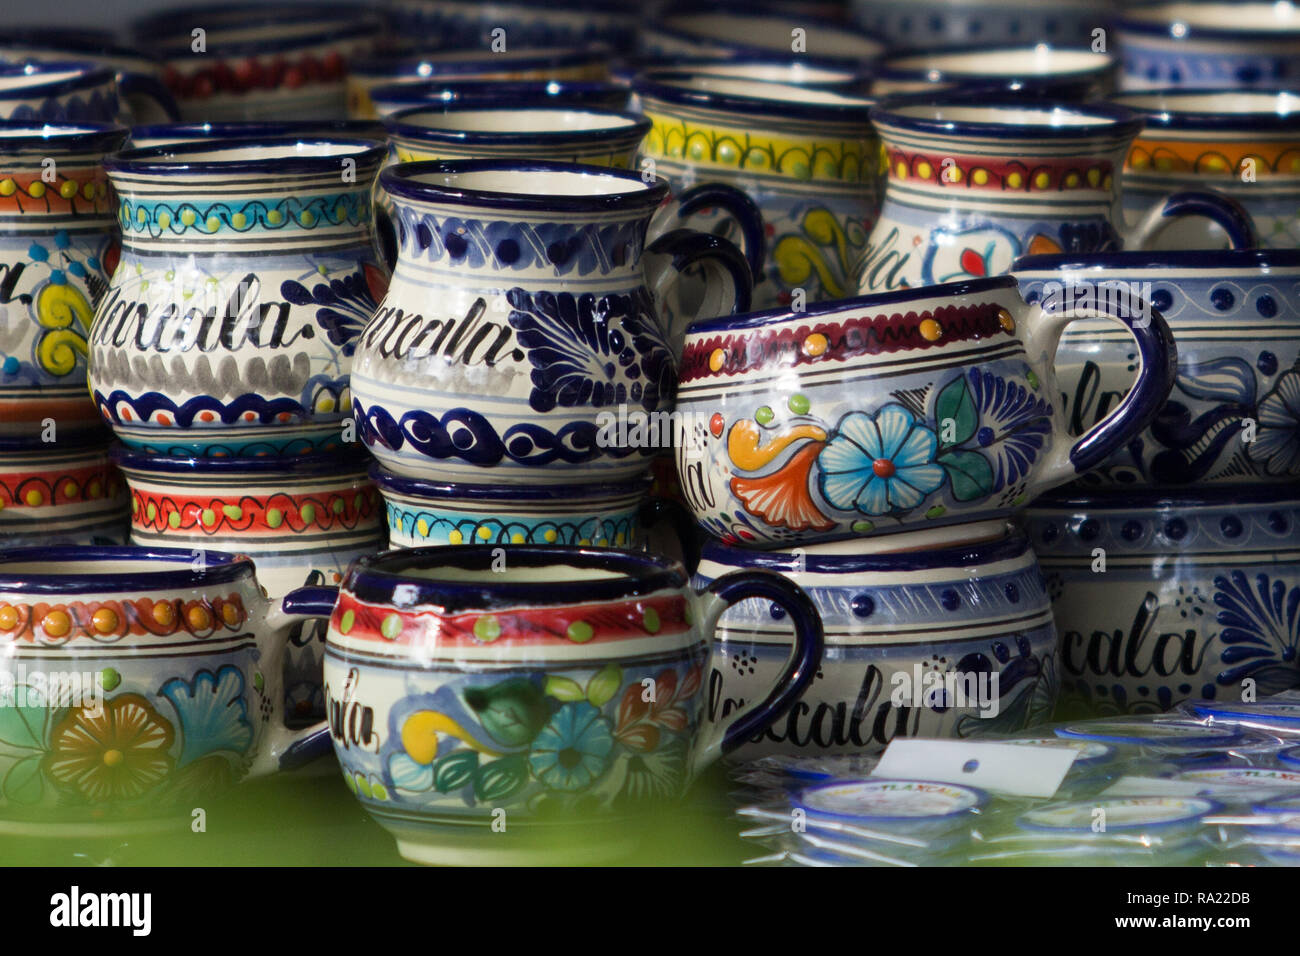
[
  {"left": 1016, "top": 796, "right": 1220, "bottom": 834},
  {"left": 1188, "top": 700, "right": 1300, "bottom": 726},
  {"left": 1055, "top": 719, "right": 1243, "bottom": 749},
  {"left": 795, "top": 778, "right": 988, "bottom": 826},
  {"left": 1175, "top": 766, "right": 1300, "bottom": 789}
]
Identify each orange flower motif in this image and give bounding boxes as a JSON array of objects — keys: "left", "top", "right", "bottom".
[{"left": 44, "top": 695, "right": 175, "bottom": 802}]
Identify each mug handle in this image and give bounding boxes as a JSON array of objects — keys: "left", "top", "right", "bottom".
[
  {"left": 1023, "top": 293, "right": 1177, "bottom": 495},
  {"left": 674, "top": 182, "right": 767, "bottom": 281},
  {"left": 689, "top": 569, "right": 823, "bottom": 773},
  {"left": 637, "top": 494, "right": 702, "bottom": 576},
  {"left": 1128, "top": 188, "right": 1257, "bottom": 251},
  {"left": 646, "top": 228, "right": 753, "bottom": 354},
  {"left": 116, "top": 73, "right": 182, "bottom": 122},
  {"left": 246, "top": 585, "right": 339, "bottom": 777}
]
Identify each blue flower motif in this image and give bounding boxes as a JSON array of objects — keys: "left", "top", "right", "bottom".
[
  {"left": 1214, "top": 570, "right": 1300, "bottom": 693},
  {"left": 1248, "top": 369, "right": 1300, "bottom": 477},
  {"left": 966, "top": 368, "right": 1053, "bottom": 490},
  {"left": 817, "top": 405, "right": 946, "bottom": 516},
  {"left": 159, "top": 666, "right": 254, "bottom": 767},
  {"left": 528, "top": 701, "right": 614, "bottom": 792},
  {"left": 280, "top": 265, "right": 383, "bottom": 357}
]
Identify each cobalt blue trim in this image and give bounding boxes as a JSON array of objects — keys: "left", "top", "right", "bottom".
[
  {"left": 130, "top": 119, "right": 387, "bottom": 144},
  {"left": 794, "top": 779, "right": 989, "bottom": 823},
  {"left": 0, "top": 120, "right": 128, "bottom": 153},
  {"left": 674, "top": 182, "right": 766, "bottom": 280},
  {"left": 384, "top": 105, "right": 650, "bottom": 148},
  {"left": 647, "top": 5, "right": 883, "bottom": 68},
  {"left": 1255, "top": 793, "right": 1300, "bottom": 814},
  {"left": 1117, "top": 9, "right": 1300, "bottom": 43},
  {"left": 869, "top": 99, "right": 1144, "bottom": 140},
  {"left": 1030, "top": 482, "right": 1300, "bottom": 510},
  {"left": 876, "top": 44, "right": 1115, "bottom": 83},
  {"left": 1014, "top": 248, "right": 1300, "bottom": 272},
  {"left": 134, "top": 3, "right": 385, "bottom": 57},
  {"left": 635, "top": 70, "right": 875, "bottom": 122},
  {"left": 647, "top": 228, "right": 753, "bottom": 314},
  {"left": 369, "top": 80, "right": 629, "bottom": 113},
  {"left": 346, "top": 545, "right": 689, "bottom": 611},
  {"left": 112, "top": 443, "right": 372, "bottom": 475},
  {"left": 0, "top": 545, "right": 254, "bottom": 594},
  {"left": 1055, "top": 721, "right": 1244, "bottom": 747},
  {"left": 685, "top": 274, "right": 1019, "bottom": 336},
  {"left": 0, "top": 60, "right": 115, "bottom": 101},
  {"left": 0, "top": 28, "right": 159, "bottom": 65},
  {"left": 1189, "top": 700, "right": 1300, "bottom": 725},
  {"left": 1015, "top": 797, "right": 1222, "bottom": 832},
  {"left": 369, "top": 463, "right": 652, "bottom": 501},
  {"left": 1156, "top": 190, "right": 1257, "bottom": 249},
  {"left": 281, "top": 584, "right": 339, "bottom": 619},
  {"left": 350, "top": 47, "right": 604, "bottom": 81},
  {"left": 104, "top": 136, "right": 387, "bottom": 177},
  {"left": 0, "top": 429, "right": 113, "bottom": 454},
  {"left": 701, "top": 530, "right": 1028, "bottom": 575},
  {"left": 380, "top": 159, "right": 669, "bottom": 214},
  {"left": 1112, "top": 89, "right": 1300, "bottom": 132},
  {"left": 1280, "top": 747, "right": 1300, "bottom": 770}
]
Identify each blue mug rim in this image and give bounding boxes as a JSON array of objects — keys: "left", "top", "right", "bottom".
[
  {"left": 1190, "top": 700, "right": 1300, "bottom": 725},
  {"left": 346, "top": 545, "right": 688, "bottom": 610},
  {"left": 104, "top": 135, "right": 388, "bottom": 176},
  {"left": 634, "top": 68, "right": 875, "bottom": 122},
  {"left": 646, "top": 5, "right": 884, "bottom": 66},
  {"left": 110, "top": 443, "right": 372, "bottom": 475},
  {"left": 129, "top": 119, "right": 386, "bottom": 143},
  {"left": 793, "top": 778, "right": 990, "bottom": 824},
  {"left": 0, "top": 545, "right": 255, "bottom": 593},
  {"left": 0, "top": 29, "right": 159, "bottom": 65},
  {"left": 875, "top": 44, "right": 1116, "bottom": 82},
  {"left": 1111, "top": 87, "right": 1300, "bottom": 132},
  {"left": 1175, "top": 762, "right": 1300, "bottom": 782},
  {"left": 0, "top": 59, "right": 116, "bottom": 100},
  {"left": 380, "top": 158, "right": 669, "bottom": 213},
  {"left": 1254, "top": 790, "right": 1300, "bottom": 813},
  {"left": 631, "top": 54, "right": 866, "bottom": 86},
  {"left": 384, "top": 104, "right": 651, "bottom": 146},
  {"left": 1014, "top": 248, "right": 1300, "bottom": 272},
  {"left": 1015, "top": 796, "right": 1223, "bottom": 833},
  {"left": 1117, "top": 5, "right": 1300, "bottom": 44},
  {"left": 369, "top": 463, "right": 653, "bottom": 502},
  {"left": 135, "top": 3, "right": 385, "bottom": 57},
  {"left": 369, "top": 79, "right": 628, "bottom": 109},
  {"left": 0, "top": 119, "right": 128, "bottom": 152},
  {"left": 1055, "top": 720, "right": 1244, "bottom": 747},
  {"left": 869, "top": 98, "right": 1144, "bottom": 141},
  {"left": 349, "top": 46, "right": 605, "bottom": 80}
]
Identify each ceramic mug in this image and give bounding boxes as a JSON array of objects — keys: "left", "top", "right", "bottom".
[
  {"left": 1111, "top": 90, "right": 1300, "bottom": 250},
  {"left": 0, "top": 121, "right": 128, "bottom": 441},
  {"left": 869, "top": 45, "right": 1117, "bottom": 100},
  {"left": 127, "top": 119, "right": 386, "bottom": 149},
  {"left": 672, "top": 274, "right": 1176, "bottom": 547},
  {"left": 1013, "top": 249, "right": 1300, "bottom": 486},
  {"left": 0, "top": 436, "right": 129, "bottom": 545},
  {"left": 385, "top": 0, "right": 637, "bottom": 55},
  {"left": 315, "top": 545, "right": 823, "bottom": 864},
  {"left": 635, "top": 70, "right": 879, "bottom": 309},
  {"left": 1115, "top": 2, "right": 1300, "bottom": 91},
  {"left": 0, "top": 61, "right": 123, "bottom": 123},
  {"left": 351, "top": 158, "right": 753, "bottom": 486},
  {"left": 693, "top": 524, "right": 1060, "bottom": 757},
  {"left": 0, "top": 546, "right": 333, "bottom": 834},
  {"left": 850, "top": 0, "right": 1105, "bottom": 51},
  {"left": 87, "top": 136, "right": 389, "bottom": 457},
  {"left": 367, "top": 79, "right": 631, "bottom": 118},
  {"left": 1026, "top": 486, "right": 1300, "bottom": 718},
  {"left": 640, "top": 8, "right": 884, "bottom": 69},
  {"left": 859, "top": 100, "right": 1258, "bottom": 294}
]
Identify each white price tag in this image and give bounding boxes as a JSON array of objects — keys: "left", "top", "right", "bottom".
[{"left": 871, "top": 738, "right": 1077, "bottom": 798}]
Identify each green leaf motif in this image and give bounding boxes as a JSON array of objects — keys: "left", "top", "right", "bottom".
[
  {"left": 473, "top": 754, "right": 530, "bottom": 803},
  {"left": 933, "top": 374, "right": 978, "bottom": 447},
  {"left": 942, "top": 450, "right": 995, "bottom": 502},
  {"left": 544, "top": 675, "right": 585, "bottom": 702},
  {"left": 0, "top": 701, "right": 49, "bottom": 753},
  {"left": 586, "top": 664, "right": 622, "bottom": 708},
  {"left": 4, "top": 755, "right": 45, "bottom": 805},
  {"left": 464, "top": 678, "right": 549, "bottom": 747},
  {"left": 433, "top": 750, "right": 479, "bottom": 793}
]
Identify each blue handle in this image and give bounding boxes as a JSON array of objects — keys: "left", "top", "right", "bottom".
[
  {"left": 675, "top": 182, "right": 767, "bottom": 281},
  {"left": 638, "top": 494, "right": 702, "bottom": 576},
  {"left": 282, "top": 585, "right": 340, "bottom": 619},
  {"left": 1138, "top": 189, "right": 1258, "bottom": 251},
  {"left": 647, "top": 228, "right": 753, "bottom": 316},
  {"left": 704, "top": 569, "right": 823, "bottom": 756},
  {"left": 117, "top": 73, "right": 181, "bottom": 122},
  {"left": 274, "top": 585, "right": 339, "bottom": 771}
]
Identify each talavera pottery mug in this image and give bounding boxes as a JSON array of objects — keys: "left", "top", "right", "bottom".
[
  {"left": 87, "top": 136, "right": 389, "bottom": 457},
  {"left": 367, "top": 78, "right": 632, "bottom": 119},
  {"left": 0, "top": 121, "right": 127, "bottom": 440},
  {"left": 1013, "top": 249, "right": 1300, "bottom": 486},
  {"left": 869, "top": 45, "right": 1117, "bottom": 100},
  {"left": 1111, "top": 90, "right": 1300, "bottom": 249},
  {"left": 351, "top": 159, "right": 753, "bottom": 486},
  {"left": 693, "top": 522, "right": 1060, "bottom": 758},
  {"left": 0, "top": 546, "right": 334, "bottom": 835},
  {"left": 850, "top": 0, "right": 1104, "bottom": 51},
  {"left": 316, "top": 545, "right": 823, "bottom": 864},
  {"left": 127, "top": 119, "right": 387, "bottom": 150},
  {"left": 384, "top": 0, "right": 637, "bottom": 55},
  {"left": 1115, "top": 2, "right": 1300, "bottom": 91},
  {"left": 672, "top": 274, "right": 1176, "bottom": 547},
  {"left": 1026, "top": 486, "right": 1300, "bottom": 719},
  {"left": 635, "top": 70, "right": 878, "bottom": 309},
  {"left": 640, "top": 8, "right": 884, "bottom": 69},
  {"left": 0, "top": 436, "right": 129, "bottom": 545},
  {"left": 0, "top": 61, "right": 124, "bottom": 123},
  {"left": 858, "top": 100, "right": 1257, "bottom": 294}
]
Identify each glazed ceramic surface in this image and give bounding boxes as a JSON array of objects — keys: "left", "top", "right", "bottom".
[
  {"left": 1014, "top": 249, "right": 1300, "bottom": 486},
  {"left": 1116, "top": 2, "right": 1300, "bottom": 90},
  {"left": 0, "top": 122, "right": 128, "bottom": 440},
  {"left": 673, "top": 275, "right": 1175, "bottom": 547},
  {"left": 859, "top": 101, "right": 1257, "bottom": 295},
  {"left": 368, "top": 80, "right": 631, "bottom": 118},
  {"left": 87, "top": 137, "right": 389, "bottom": 457},
  {"left": 385, "top": 0, "right": 637, "bottom": 55},
  {"left": 0, "top": 437, "right": 128, "bottom": 545},
  {"left": 0, "top": 546, "right": 333, "bottom": 832},
  {"left": 351, "top": 159, "right": 752, "bottom": 486},
  {"left": 133, "top": 2, "right": 384, "bottom": 121},
  {"left": 1027, "top": 486, "right": 1300, "bottom": 718},
  {"left": 850, "top": 0, "right": 1105, "bottom": 51},
  {"left": 347, "top": 48, "right": 609, "bottom": 121},
  {"left": 1112, "top": 90, "right": 1300, "bottom": 249},
  {"left": 693, "top": 526, "right": 1059, "bottom": 757},
  {"left": 869, "top": 46, "right": 1117, "bottom": 100},
  {"left": 373, "top": 465, "right": 653, "bottom": 549},
  {"left": 0, "top": 37, "right": 177, "bottom": 124},
  {"left": 0, "top": 61, "right": 123, "bottom": 123},
  {"left": 318, "top": 546, "right": 822, "bottom": 864},
  {"left": 641, "top": 10, "right": 884, "bottom": 68},
  {"left": 127, "top": 119, "right": 386, "bottom": 149},
  {"left": 636, "top": 71, "right": 878, "bottom": 309}
]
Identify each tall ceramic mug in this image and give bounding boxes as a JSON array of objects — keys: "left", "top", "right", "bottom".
[
  {"left": 0, "top": 61, "right": 123, "bottom": 123},
  {"left": 636, "top": 70, "right": 879, "bottom": 309},
  {"left": 0, "top": 546, "right": 333, "bottom": 833},
  {"left": 87, "top": 137, "right": 389, "bottom": 457},
  {"left": 317, "top": 545, "right": 823, "bottom": 864},
  {"left": 0, "top": 121, "right": 128, "bottom": 440},
  {"left": 859, "top": 100, "right": 1258, "bottom": 294},
  {"left": 673, "top": 275, "right": 1176, "bottom": 547},
  {"left": 351, "top": 159, "right": 753, "bottom": 486},
  {"left": 1112, "top": 90, "right": 1300, "bottom": 250},
  {"left": 1014, "top": 249, "right": 1300, "bottom": 487}
]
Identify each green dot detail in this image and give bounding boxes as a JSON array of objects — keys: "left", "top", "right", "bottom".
[
  {"left": 642, "top": 607, "right": 661, "bottom": 633},
  {"left": 473, "top": 616, "right": 501, "bottom": 642},
  {"left": 339, "top": 609, "right": 355, "bottom": 634},
  {"left": 380, "top": 613, "right": 403, "bottom": 640},
  {"left": 926, "top": 505, "right": 947, "bottom": 519},
  {"left": 755, "top": 405, "right": 774, "bottom": 425},
  {"left": 266, "top": 508, "right": 284, "bottom": 528},
  {"left": 851, "top": 520, "right": 874, "bottom": 533},
  {"left": 100, "top": 667, "right": 121, "bottom": 692},
  {"left": 788, "top": 393, "right": 810, "bottom": 415},
  {"left": 567, "top": 621, "right": 595, "bottom": 643},
  {"left": 301, "top": 503, "right": 317, "bottom": 523}
]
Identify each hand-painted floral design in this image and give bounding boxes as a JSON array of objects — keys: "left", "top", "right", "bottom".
[
  {"left": 965, "top": 368, "right": 1054, "bottom": 489},
  {"left": 1214, "top": 570, "right": 1300, "bottom": 693},
  {"left": 44, "top": 695, "right": 176, "bottom": 803},
  {"left": 818, "top": 405, "right": 945, "bottom": 516},
  {"left": 506, "top": 287, "right": 673, "bottom": 414},
  {"left": 1248, "top": 369, "right": 1300, "bottom": 477},
  {"left": 158, "top": 666, "right": 254, "bottom": 766},
  {"left": 280, "top": 263, "right": 386, "bottom": 357},
  {"left": 528, "top": 701, "right": 614, "bottom": 791}
]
